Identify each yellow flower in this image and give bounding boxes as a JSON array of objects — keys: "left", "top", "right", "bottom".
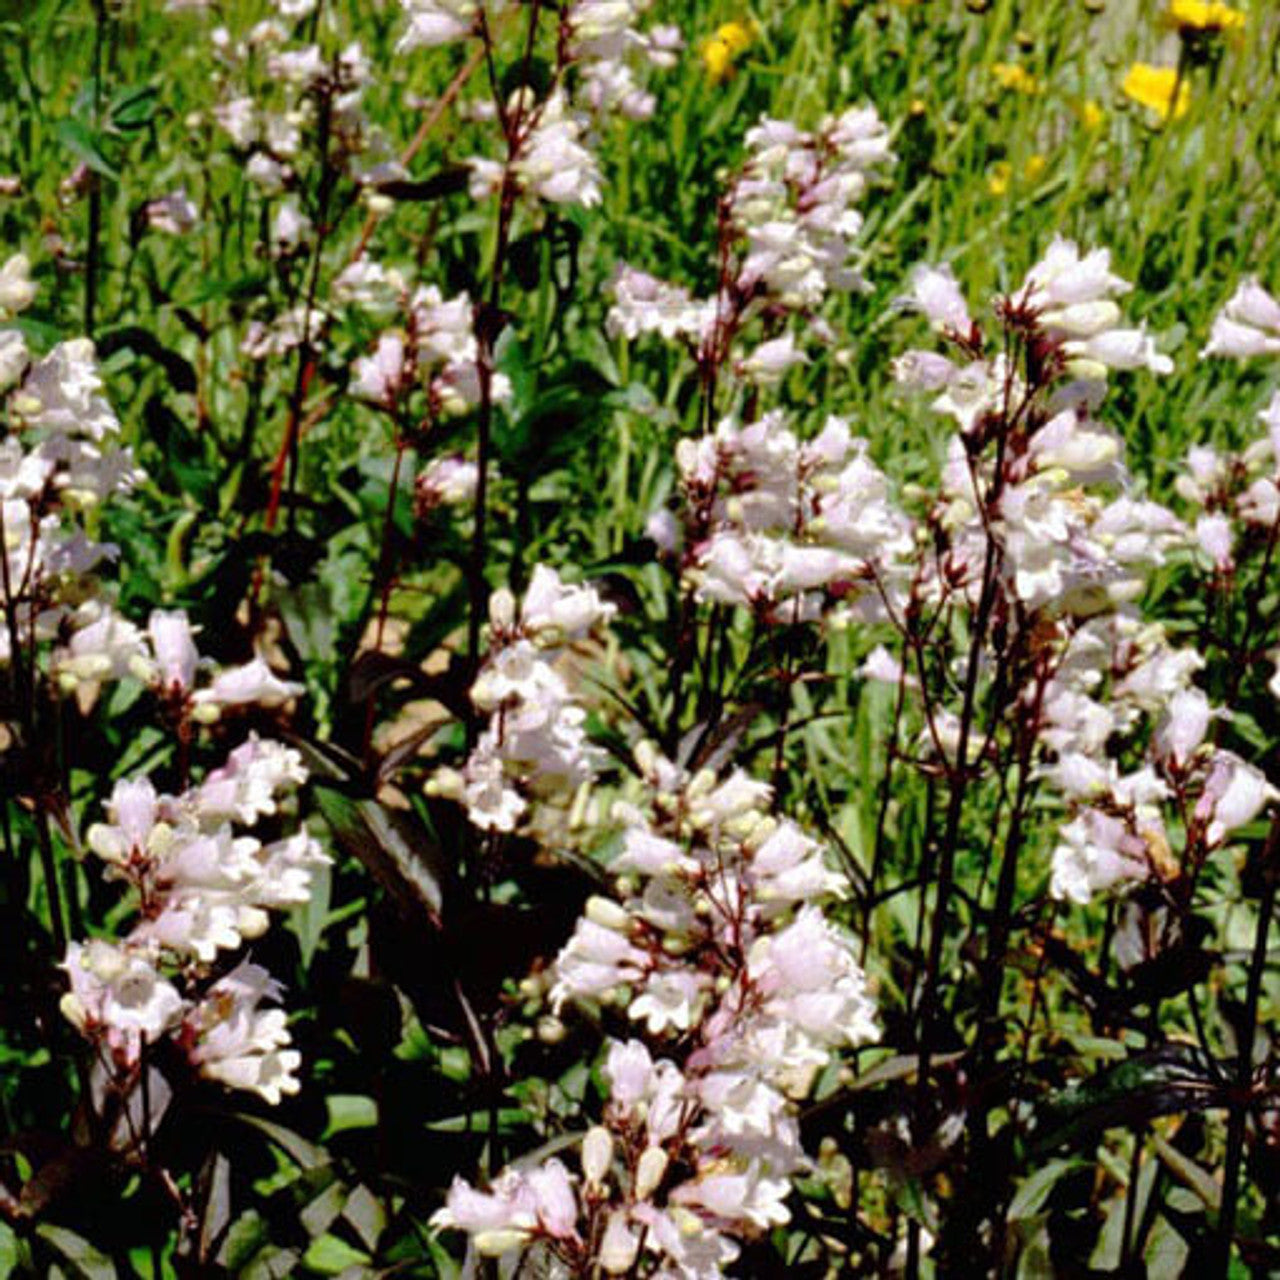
[
  {"left": 987, "top": 155, "right": 1047, "bottom": 195},
  {"left": 991, "top": 61, "right": 1040, "bottom": 95},
  {"left": 1078, "top": 99, "right": 1106, "bottom": 130},
  {"left": 700, "top": 20, "right": 754, "bottom": 84},
  {"left": 1166, "top": 0, "right": 1246, "bottom": 33},
  {"left": 717, "top": 20, "right": 754, "bottom": 54},
  {"left": 1122, "top": 63, "right": 1191, "bottom": 121}
]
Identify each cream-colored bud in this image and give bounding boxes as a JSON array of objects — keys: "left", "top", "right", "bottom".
[
  {"left": 488, "top": 587, "right": 516, "bottom": 631},
  {"left": 239, "top": 906, "right": 270, "bottom": 940},
  {"left": 582, "top": 1126, "right": 613, "bottom": 1186},
  {"left": 59, "top": 992, "right": 86, "bottom": 1031},
  {"left": 475, "top": 1229, "right": 528, "bottom": 1257},
  {"left": 585, "top": 895, "right": 631, "bottom": 933},
  {"left": 192, "top": 701, "right": 221, "bottom": 725},
  {"left": 427, "top": 768, "right": 464, "bottom": 801},
  {"left": 634, "top": 1146, "right": 668, "bottom": 1200},
  {"left": 633, "top": 739, "right": 658, "bottom": 777},
  {"left": 537, "top": 1015, "right": 566, "bottom": 1044},
  {"left": 687, "top": 768, "right": 716, "bottom": 800}
]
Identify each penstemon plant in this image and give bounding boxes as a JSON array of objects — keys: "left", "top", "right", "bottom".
[{"left": 1, "top": 1, "right": 1279, "bottom": 1277}]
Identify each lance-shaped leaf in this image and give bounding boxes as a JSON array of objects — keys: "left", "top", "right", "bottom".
[
  {"left": 313, "top": 785, "right": 448, "bottom": 926},
  {"left": 1027, "top": 1045, "right": 1229, "bottom": 1157}
]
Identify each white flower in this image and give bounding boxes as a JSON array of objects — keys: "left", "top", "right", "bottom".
[
  {"left": 1050, "top": 809, "right": 1151, "bottom": 904},
  {"left": 187, "top": 962, "right": 301, "bottom": 1103},
  {"left": 270, "top": 199, "right": 312, "bottom": 254},
  {"left": 1202, "top": 277, "right": 1280, "bottom": 359},
  {"left": 192, "top": 656, "right": 303, "bottom": 711},
  {"left": 606, "top": 265, "right": 713, "bottom": 343},
  {"left": 901, "top": 263, "right": 971, "bottom": 334},
  {"left": 397, "top": 0, "right": 484, "bottom": 51},
  {"left": 146, "top": 609, "right": 200, "bottom": 693},
  {"left": 144, "top": 189, "right": 198, "bottom": 235},
  {"left": 416, "top": 455, "right": 478, "bottom": 509},
  {"left": 1194, "top": 512, "right": 1234, "bottom": 571},
  {"left": 740, "top": 333, "right": 808, "bottom": 386},
  {"left": 61, "top": 941, "right": 185, "bottom": 1062},
  {"left": 0, "top": 253, "right": 36, "bottom": 318},
  {"left": 1153, "top": 687, "right": 1216, "bottom": 767},
  {"left": 351, "top": 332, "right": 407, "bottom": 407},
  {"left": 1021, "top": 237, "right": 1172, "bottom": 377},
  {"left": 1198, "top": 751, "right": 1276, "bottom": 847}
]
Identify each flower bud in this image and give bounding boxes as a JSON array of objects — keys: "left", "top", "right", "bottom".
[
  {"left": 475, "top": 1228, "right": 528, "bottom": 1257},
  {"left": 585, "top": 895, "right": 631, "bottom": 933},
  {"left": 634, "top": 1145, "right": 668, "bottom": 1200},
  {"left": 488, "top": 587, "right": 516, "bottom": 632},
  {"left": 537, "top": 1015, "right": 566, "bottom": 1044},
  {"left": 582, "top": 1126, "right": 613, "bottom": 1186}
]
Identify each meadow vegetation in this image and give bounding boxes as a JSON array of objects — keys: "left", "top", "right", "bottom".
[{"left": 0, "top": 0, "right": 1278, "bottom": 1275}]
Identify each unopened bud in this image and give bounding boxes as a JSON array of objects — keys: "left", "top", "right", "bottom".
[
  {"left": 475, "top": 1228, "right": 527, "bottom": 1257},
  {"left": 537, "top": 1015, "right": 566, "bottom": 1044},
  {"left": 488, "top": 587, "right": 516, "bottom": 631},
  {"left": 635, "top": 1146, "right": 668, "bottom": 1200},
  {"left": 634, "top": 739, "right": 658, "bottom": 777},
  {"left": 191, "top": 701, "right": 221, "bottom": 725},
  {"left": 582, "top": 1125, "right": 613, "bottom": 1186},
  {"left": 585, "top": 895, "right": 631, "bottom": 933},
  {"left": 426, "top": 767, "right": 464, "bottom": 801}
]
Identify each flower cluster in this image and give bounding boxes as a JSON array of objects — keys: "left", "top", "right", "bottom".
[
  {"left": 431, "top": 566, "right": 615, "bottom": 836},
  {"left": 351, "top": 283, "right": 511, "bottom": 418},
  {"left": 0, "top": 269, "right": 143, "bottom": 671},
  {"left": 1039, "top": 615, "right": 1273, "bottom": 904},
  {"left": 436, "top": 745, "right": 876, "bottom": 1274},
  {"left": 671, "top": 412, "right": 914, "bottom": 625},
  {"left": 890, "top": 242, "right": 1280, "bottom": 913},
  {"left": 62, "top": 736, "right": 327, "bottom": 1103},
  {"left": 56, "top": 607, "right": 303, "bottom": 721},
  {"left": 608, "top": 104, "right": 894, "bottom": 381}
]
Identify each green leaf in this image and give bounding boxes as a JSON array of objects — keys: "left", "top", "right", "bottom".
[
  {"left": 342, "top": 1185, "right": 386, "bottom": 1253},
  {"left": 108, "top": 84, "right": 159, "bottom": 131},
  {"left": 1151, "top": 1133, "right": 1220, "bottom": 1211},
  {"left": 225, "top": 1113, "right": 331, "bottom": 1172},
  {"left": 35, "top": 1226, "right": 117, "bottom": 1280},
  {"left": 1007, "top": 1157, "right": 1079, "bottom": 1221},
  {"left": 54, "top": 119, "right": 118, "bottom": 180},
  {"left": 290, "top": 859, "right": 332, "bottom": 969},
  {"left": 323, "top": 1095, "right": 377, "bottom": 1139},
  {"left": 301, "top": 1234, "right": 371, "bottom": 1276}
]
